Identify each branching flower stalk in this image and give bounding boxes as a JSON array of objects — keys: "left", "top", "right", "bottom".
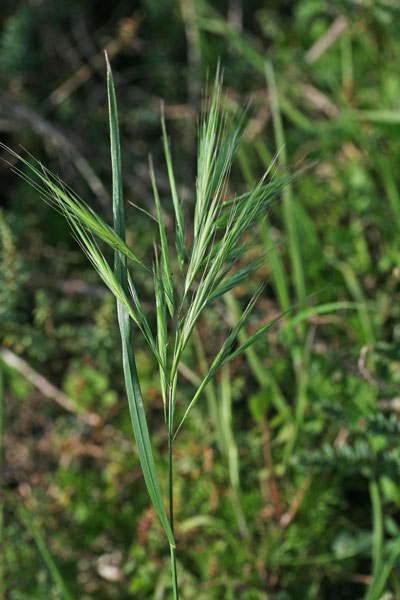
[{"left": 3, "top": 55, "right": 291, "bottom": 598}]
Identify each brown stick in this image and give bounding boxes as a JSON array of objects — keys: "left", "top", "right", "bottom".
[
  {"left": 305, "top": 16, "right": 348, "bottom": 64},
  {"left": 47, "top": 15, "right": 140, "bottom": 107},
  {"left": 0, "top": 347, "right": 101, "bottom": 426},
  {"left": 280, "top": 477, "right": 311, "bottom": 529}
]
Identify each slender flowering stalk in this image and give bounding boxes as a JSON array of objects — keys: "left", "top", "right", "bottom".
[{"left": 4, "top": 56, "right": 292, "bottom": 597}]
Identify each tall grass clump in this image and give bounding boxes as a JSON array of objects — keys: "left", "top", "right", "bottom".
[{"left": 3, "top": 55, "right": 290, "bottom": 597}]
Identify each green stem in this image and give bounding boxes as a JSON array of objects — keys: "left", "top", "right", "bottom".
[
  {"left": 168, "top": 444, "right": 179, "bottom": 599},
  {"left": 168, "top": 436, "right": 175, "bottom": 537},
  {"left": 169, "top": 543, "right": 179, "bottom": 600},
  {"left": 168, "top": 378, "right": 179, "bottom": 599}
]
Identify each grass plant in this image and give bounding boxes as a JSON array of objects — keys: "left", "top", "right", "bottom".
[
  {"left": 2, "top": 4, "right": 400, "bottom": 597},
  {"left": 3, "top": 56, "right": 291, "bottom": 597}
]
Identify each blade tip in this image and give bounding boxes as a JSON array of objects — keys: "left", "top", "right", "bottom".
[{"left": 104, "top": 50, "right": 111, "bottom": 73}]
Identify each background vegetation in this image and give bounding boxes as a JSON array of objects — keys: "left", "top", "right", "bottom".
[{"left": 1, "top": 1, "right": 400, "bottom": 598}]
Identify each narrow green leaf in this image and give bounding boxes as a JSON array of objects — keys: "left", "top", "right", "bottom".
[{"left": 106, "top": 52, "right": 175, "bottom": 547}]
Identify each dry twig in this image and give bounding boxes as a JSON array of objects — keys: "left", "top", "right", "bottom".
[
  {"left": 305, "top": 15, "right": 348, "bottom": 64},
  {"left": 1, "top": 346, "right": 101, "bottom": 426}
]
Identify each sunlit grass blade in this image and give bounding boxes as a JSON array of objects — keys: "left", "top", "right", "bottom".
[
  {"left": 265, "top": 61, "right": 306, "bottom": 305},
  {"left": 106, "top": 52, "right": 175, "bottom": 548}
]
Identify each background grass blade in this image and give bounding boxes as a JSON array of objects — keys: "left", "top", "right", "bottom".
[
  {"left": 220, "top": 364, "right": 248, "bottom": 538},
  {"left": 17, "top": 505, "right": 74, "bottom": 600},
  {"left": 265, "top": 61, "right": 306, "bottom": 307}
]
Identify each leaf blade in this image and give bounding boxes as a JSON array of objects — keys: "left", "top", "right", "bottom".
[{"left": 106, "top": 53, "right": 175, "bottom": 547}]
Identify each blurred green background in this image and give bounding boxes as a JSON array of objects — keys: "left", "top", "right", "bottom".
[{"left": 1, "top": 1, "right": 400, "bottom": 598}]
